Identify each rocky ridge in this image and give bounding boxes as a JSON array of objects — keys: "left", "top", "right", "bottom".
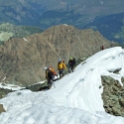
[
  {"left": 0, "top": 24, "right": 118, "bottom": 86},
  {"left": 102, "top": 73, "right": 124, "bottom": 116}
]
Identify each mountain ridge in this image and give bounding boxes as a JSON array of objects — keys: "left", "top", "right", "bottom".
[
  {"left": 0, "top": 25, "right": 118, "bottom": 85},
  {"left": 1, "top": 0, "right": 124, "bottom": 44}
]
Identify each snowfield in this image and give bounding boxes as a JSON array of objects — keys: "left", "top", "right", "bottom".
[{"left": 0, "top": 47, "right": 124, "bottom": 124}]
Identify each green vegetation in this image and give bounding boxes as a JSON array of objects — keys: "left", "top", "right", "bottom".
[
  {"left": 114, "top": 23, "right": 124, "bottom": 43},
  {"left": 0, "top": 23, "right": 43, "bottom": 42},
  {"left": 0, "top": 32, "right": 13, "bottom": 44}
]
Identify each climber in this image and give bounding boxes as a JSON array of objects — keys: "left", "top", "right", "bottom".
[
  {"left": 62, "top": 60, "right": 68, "bottom": 75},
  {"left": 58, "top": 59, "right": 67, "bottom": 78},
  {"left": 44, "top": 66, "right": 57, "bottom": 86},
  {"left": 68, "top": 57, "right": 76, "bottom": 72},
  {"left": 101, "top": 45, "right": 104, "bottom": 50}
]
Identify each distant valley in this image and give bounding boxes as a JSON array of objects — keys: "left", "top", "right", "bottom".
[{"left": 83, "top": 12, "right": 124, "bottom": 45}]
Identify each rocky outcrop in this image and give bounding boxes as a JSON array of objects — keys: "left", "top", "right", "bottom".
[
  {"left": 0, "top": 104, "right": 6, "bottom": 114},
  {"left": 0, "top": 25, "right": 118, "bottom": 86},
  {"left": 101, "top": 75, "right": 124, "bottom": 116},
  {"left": 26, "top": 81, "right": 50, "bottom": 91},
  {"left": 0, "top": 88, "right": 11, "bottom": 114},
  {"left": 0, "top": 88, "right": 13, "bottom": 99}
]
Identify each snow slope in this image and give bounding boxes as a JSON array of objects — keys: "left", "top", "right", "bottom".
[{"left": 0, "top": 47, "right": 124, "bottom": 124}]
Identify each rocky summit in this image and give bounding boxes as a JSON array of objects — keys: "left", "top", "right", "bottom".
[{"left": 0, "top": 25, "right": 118, "bottom": 86}]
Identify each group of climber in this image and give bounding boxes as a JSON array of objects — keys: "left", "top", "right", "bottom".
[{"left": 44, "top": 57, "right": 76, "bottom": 87}]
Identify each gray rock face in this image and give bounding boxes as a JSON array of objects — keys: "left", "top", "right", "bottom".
[
  {"left": 0, "top": 104, "right": 5, "bottom": 114},
  {"left": 26, "top": 81, "right": 50, "bottom": 91},
  {"left": 101, "top": 76, "right": 124, "bottom": 116},
  {"left": 0, "top": 88, "right": 13, "bottom": 99},
  {"left": 0, "top": 25, "right": 118, "bottom": 86},
  {"left": 0, "top": 88, "right": 11, "bottom": 114}
]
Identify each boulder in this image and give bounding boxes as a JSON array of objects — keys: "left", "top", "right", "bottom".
[
  {"left": 101, "top": 75, "right": 124, "bottom": 117},
  {"left": 0, "top": 104, "right": 6, "bottom": 114}
]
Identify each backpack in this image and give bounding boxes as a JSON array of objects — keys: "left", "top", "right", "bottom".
[{"left": 49, "top": 67, "right": 57, "bottom": 75}]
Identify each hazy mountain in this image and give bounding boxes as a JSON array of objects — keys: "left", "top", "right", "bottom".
[
  {"left": 0, "top": 0, "right": 43, "bottom": 26},
  {"left": 0, "top": 0, "right": 124, "bottom": 29},
  {"left": 0, "top": 25, "right": 118, "bottom": 86},
  {"left": 83, "top": 12, "right": 124, "bottom": 45}
]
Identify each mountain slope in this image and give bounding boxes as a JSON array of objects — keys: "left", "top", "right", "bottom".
[
  {"left": 0, "top": 0, "right": 124, "bottom": 29},
  {"left": 1, "top": 47, "right": 124, "bottom": 123},
  {"left": 0, "top": 0, "right": 42, "bottom": 26},
  {"left": 0, "top": 25, "right": 118, "bottom": 86}
]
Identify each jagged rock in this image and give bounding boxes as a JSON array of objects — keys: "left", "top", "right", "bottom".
[
  {"left": 0, "top": 88, "right": 13, "bottom": 99},
  {"left": 109, "top": 68, "right": 121, "bottom": 74},
  {"left": 119, "top": 98, "right": 124, "bottom": 107},
  {"left": 121, "top": 77, "right": 124, "bottom": 85},
  {"left": 113, "top": 68, "right": 121, "bottom": 74},
  {"left": 0, "top": 104, "right": 6, "bottom": 114},
  {"left": 26, "top": 81, "right": 50, "bottom": 91},
  {"left": 101, "top": 75, "right": 124, "bottom": 117}
]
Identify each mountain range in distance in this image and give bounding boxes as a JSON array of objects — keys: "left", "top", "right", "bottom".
[
  {"left": 0, "top": 0, "right": 124, "bottom": 44},
  {"left": 83, "top": 12, "right": 124, "bottom": 45},
  {"left": 0, "top": 12, "right": 124, "bottom": 45},
  {"left": 0, "top": 0, "right": 124, "bottom": 27}
]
